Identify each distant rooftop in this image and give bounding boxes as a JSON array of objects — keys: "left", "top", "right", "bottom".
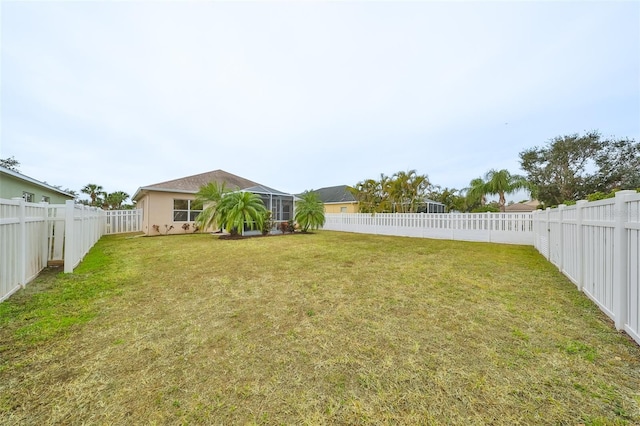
[
  {"left": 505, "top": 200, "right": 540, "bottom": 212},
  {"left": 305, "top": 185, "right": 357, "bottom": 204}
]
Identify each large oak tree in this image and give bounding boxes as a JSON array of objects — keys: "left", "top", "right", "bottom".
[{"left": 520, "top": 132, "right": 639, "bottom": 206}]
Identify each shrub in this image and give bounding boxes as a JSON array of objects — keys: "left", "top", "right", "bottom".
[
  {"left": 262, "top": 211, "right": 274, "bottom": 235},
  {"left": 278, "top": 221, "right": 289, "bottom": 234}
]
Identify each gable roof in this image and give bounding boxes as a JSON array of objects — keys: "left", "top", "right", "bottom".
[
  {"left": 0, "top": 166, "right": 75, "bottom": 199},
  {"left": 146, "top": 169, "right": 259, "bottom": 192},
  {"left": 133, "top": 169, "right": 280, "bottom": 201},
  {"left": 307, "top": 185, "right": 357, "bottom": 204}
]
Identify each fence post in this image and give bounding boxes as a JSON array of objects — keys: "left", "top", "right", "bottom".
[
  {"left": 575, "top": 200, "right": 587, "bottom": 291},
  {"left": 533, "top": 210, "right": 541, "bottom": 248},
  {"left": 12, "top": 198, "right": 27, "bottom": 287},
  {"left": 557, "top": 204, "right": 565, "bottom": 273},
  {"left": 613, "top": 190, "right": 634, "bottom": 330},
  {"left": 64, "top": 200, "right": 75, "bottom": 273},
  {"left": 487, "top": 212, "right": 491, "bottom": 243},
  {"left": 531, "top": 210, "right": 537, "bottom": 250},
  {"left": 449, "top": 213, "right": 454, "bottom": 241},
  {"left": 395, "top": 213, "right": 399, "bottom": 235},
  {"left": 40, "top": 202, "right": 49, "bottom": 268},
  {"left": 545, "top": 208, "right": 551, "bottom": 261}
]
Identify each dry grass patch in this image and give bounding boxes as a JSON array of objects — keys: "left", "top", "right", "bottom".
[{"left": 1, "top": 231, "right": 639, "bottom": 425}]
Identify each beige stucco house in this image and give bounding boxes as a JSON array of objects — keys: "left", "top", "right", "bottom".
[{"left": 132, "top": 170, "right": 295, "bottom": 235}]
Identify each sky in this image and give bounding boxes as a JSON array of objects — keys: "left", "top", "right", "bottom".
[{"left": 1, "top": 0, "right": 639, "bottom": 204}]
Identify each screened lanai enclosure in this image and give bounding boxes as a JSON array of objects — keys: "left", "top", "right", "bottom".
[
  {"left": 418, "top": 199, "right": 446, "bottom": 213},
  {"left": 242, "top": 185, "right": 296, "bottom": 234},
  {"left": 391, "top": 199, "right": 446, "bottom": 214}
]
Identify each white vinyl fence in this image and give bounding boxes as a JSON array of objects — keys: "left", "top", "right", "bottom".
[
  {"left": 323, "top": 212, "right": 534, "bottom": 245},
  {"left": 0, "top": 198, "right": 142, "bottom": 302},
  {"left": 533, "top": 190, "right": 640, "bottom": 345},
  {"left": 106, "top": 209, "right": 143, "bottom": 234}
]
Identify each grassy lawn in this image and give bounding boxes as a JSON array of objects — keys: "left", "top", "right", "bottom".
[{"left": 1, "top": 231, "right": 639, "bottom": 425}]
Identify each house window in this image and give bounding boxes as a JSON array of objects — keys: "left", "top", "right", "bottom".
[
  {"left": 23, "top": 192, "right": 35, "bottom": 202},
  {"left": 340, "top": 207, "right": 347, "bottom": 213},
  {"left": 173, "top": 199, "right": 202, "bottom": 222},
  {"left": 41, "top": 196, "right": 50, "bottom": 203}
]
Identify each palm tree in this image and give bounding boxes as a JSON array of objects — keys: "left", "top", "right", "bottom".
[
  {"left": 212, "top": 191, "right": 267, "bottom": 236},
  {"left": 465, "top": 177, "right": 487, "bottom": 209},
  {"left": 81, "top": 184, "right": 103, "bottom": 207},
  {"left": 466, "top": 170, "right": 530, "bottom": 212},
  {"left": 104, "top": 191, "right": 129, "bottom": 210},
  {"left": 351, "top": 179, "right": 380, "bottom": 213},
  {"left": 408, "top": 172, "right": 429, "bottom": 212},
  {"left": 389, "top": 170, "right": 429, "bottom": 213},
  {"left": 484, "top": 169, "right": 530, "bottom": 212},
  {"left": 388, "top": 172, "right": 407, "bottom": 213},
  {"left": 194, "top": 182, "right": 228, "bottom": 231},
  {"left": 377, "top": 173, "right": 392, "bottom": 212},
  {"left": 295, "top": 192, "right": 325, "bottom": 232}
]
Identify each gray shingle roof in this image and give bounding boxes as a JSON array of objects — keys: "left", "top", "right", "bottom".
[
  {"left": 133, "top": 169, "right": 299, "bottom": 201},
  {"left": 142, "top": 170, "right": 260, "bottom": 193},
  {"left": 307, "top": 185, "right": 357, "bottom": 203},
  {"left": 243, "top": 185, "right": 291, "bottom": 196}
]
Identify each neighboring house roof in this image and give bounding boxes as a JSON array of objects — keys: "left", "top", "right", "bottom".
[
  {"left": 505, "top": 200, "right": 540, "bottom": 212},
  {"left": 132, "top": 169, "right": 294, "bottom": 201},
  {"left": 306, "top": 185, "right": 357, "bottom": 204},
  {"left": 0, "top": 166, "right": 75, "bottom": 199}
]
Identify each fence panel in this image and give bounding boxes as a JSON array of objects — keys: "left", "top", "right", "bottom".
[
  {"left": 24, "top": 203, "right": 48, "bottom": 284},
  {"left": 560, "top": 205, "right": 579, "bottom": 285},
  {"left": 105, "top": 209, "right": 143, "bottom": 234},
  {"left": 47, "top": 205, "right": 66, "bottom": 262},
  {"left": 533, "top": 210, "right": 549, "bottom": 260},
  {"left": 581, "top": 199, "right": 617, "bottom": 317},
  {"left": 0, "top": 199, "right": 23, "bottom": 301},
  {"left": 0, "top": 199, "right": 49, "bottom": 302},
  {"left": 322, "top": 212, "right": 534, "bottom": 245},
  {"left": 547, "top": 208, "right": 562, "bottom": 268},
  {"left": 64, "top": 201, "right": 106, "bottom": 273},
  {"left": 625, "top": 196, "right": 640, "bottom": 343}
]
